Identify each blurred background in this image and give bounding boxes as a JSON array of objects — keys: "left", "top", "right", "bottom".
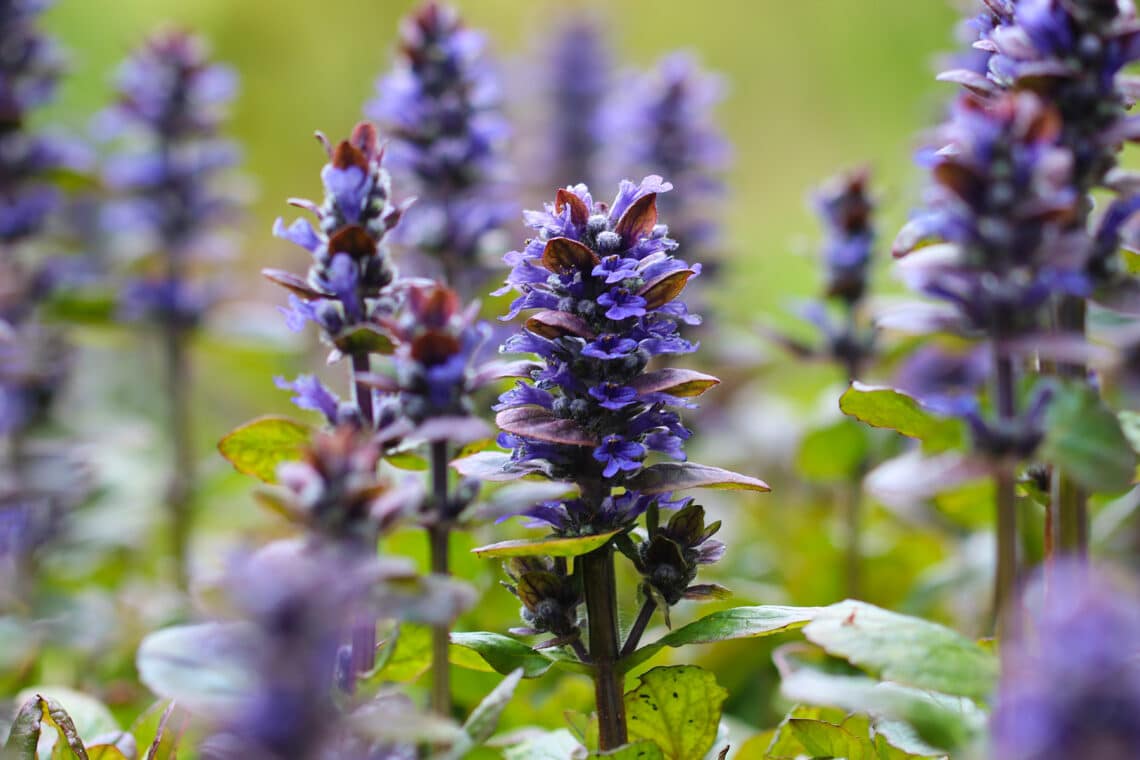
[{"left": 22, "top": 0, "right": 996, "bottom": 746}]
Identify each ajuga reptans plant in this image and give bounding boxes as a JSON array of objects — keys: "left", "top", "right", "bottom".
[
  {"left": 0, "top": 0, "right": 87, "bottom": 607},
  {"left": 473, "top": 176, "right": 768, "bottom": 749},
  {"left": 941, "top": 0, "right": 1140, "bottom": 557},
  {"left": 101, "top": 29, "right": 241, "bottom": 586}
]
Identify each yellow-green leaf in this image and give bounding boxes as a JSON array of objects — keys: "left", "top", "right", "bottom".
[
  {"left": 624, "top": 666, "right": 727, "bottom": 760},
  {"left": 217, "top": 416, "right": 312, "bottom": 483},
  {"left": 472, "top": 529, "right": 622, "bottom": 559}
]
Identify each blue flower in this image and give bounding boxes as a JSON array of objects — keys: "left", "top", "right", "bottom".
[
  {"left": 582, "top": 334, "right": 638, "bottom": 360},
  {"left": 597, "top": 288, "right": 648, "bottom": 320},
  {"left": 604, "top": 53, "right": 729, "bottom": 261},
  {"left": 588, "top": 383, "right": 638, "bottom": 410}
]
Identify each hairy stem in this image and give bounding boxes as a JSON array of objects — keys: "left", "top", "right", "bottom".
[
  {"left": 991, "top": 351, "right": 1018, "bottom": 637},
  {"left": 345, "top": 352, "right": 378, "bottom": 676},
  {"left": 351, "top": 352, "right": 374, "bottom": 427},
  {"left": 1052, "top": 296, "right": 1088, "bottom": 558},
  {"left": 428, "top": 440, "right": 452, "bottom": 717},
  {"left": 163, "top": 320, "right": 193, "bottom": 590},
  {"left": 620, "top": 596, "right": 657, "bottom": 658},
  {"left": 582, "top": 544, "right": 627, "bottom": 750}
]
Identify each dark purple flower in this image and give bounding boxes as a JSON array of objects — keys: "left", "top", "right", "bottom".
[
  {"left": 991, "top": 562, "right": 1140, "bottom": 760},
  {"left": 635, "top": 501, "right": 726, "bottom": 607},
  {"left": 597, "top": 288, "right": 648, "bottom": 320},
  {"left": 366, "top": 1, "right": 513, "bottom": 291},
  {"left": 582, "top": 334, "right": 638, "bottom": 360},
  {"left": 588, "top": 383, "right": 638, "bottom": 410}
]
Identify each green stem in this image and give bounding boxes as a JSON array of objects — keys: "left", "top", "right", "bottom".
[
  {"left": 621, "top": 596, "right": 657, "bottom": 658},
  {"left": 582, "top": 544, "right": 627, "bottom": 750},
  {"left": 991, "top": 351, "right": 1018, "bottom": 638},
  {"left": 428, "top": 440, "right": 452, "bottom": 717},
  {"left": 163, "top": 320, "right": 193, "bottom": 590},
  {"left": 347, "top": 352, "right": 377, "bottom": 677},
  {"left": 1052, "top": 296, "right": 1088, "bottom": 558}
]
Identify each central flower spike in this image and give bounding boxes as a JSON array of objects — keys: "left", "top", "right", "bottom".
[{"left": 494, "top": 176, "right": 720, "bottom": 534}]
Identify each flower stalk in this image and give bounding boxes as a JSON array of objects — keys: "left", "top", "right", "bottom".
[{"left": 428, "top": 439, "right": 452, "bottom": 716}]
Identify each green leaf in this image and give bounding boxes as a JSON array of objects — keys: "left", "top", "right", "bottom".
[
  {"left": 1042, "top": 385, "right": 1138, "bottom": 493},
  {"left": 472, "top": 529, "right": 623, "bottom": 559},
  {"left": 136, "top": 623, "right": 259, "bottom": 715},
  {"left": 779, "top": 669, "right": 985, "bottom": 753},
  {"left": 449, "top": 631, "right": 556, "bottom": 678},
  {"left": 503, "top": 729, "right": 583, "bottom": 759},
  {"left": 463, "top": 669, "right": 524, "bottom": 745},
  {"left": 802, "top": 601, "right": 998, "bottom": 700},
  {"left": 333, "top": 323, "right": 395, "bottom": 355},
  {"left": 625, "top": 463, "right": 770, "bottom": 495},
  {"left": 624, "top": 605, "right": 820, "bottom": 671},
  {"left": 370, "top": 624, "right": 432, "bottom": 684},
  {"left": 624, "top": 666, "right": 727, "bottom": 760},
  {"left": 217, "top": 416, "right": 312, "bottom": 483},
  {"left": 796, "top": 419, "right": 869, "bottom": 481},
  {"left": 787, "top": 718, "right": 875, "bottom": 760},
  {"left": 839, "top": 383, "right": 964, "bottom": 452},
  {"left": 4, "top": 697, "right": 43, "bottom": 759},
  {"left": 593, "top": 742, "right": 665, "bottom": 759}
]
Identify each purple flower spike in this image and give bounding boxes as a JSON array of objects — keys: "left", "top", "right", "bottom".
[
  {"left": 605, "top": 52, "right": 729, "bottom": 262},
  {"left": 366, "top": 1, "right": 513, "bottom": 292},
  {"left": 494, "top": 178, "right": 718, "bottom": 533},
  {"left": 103, "top": 30, "right": 241, "bottom": 327},
  {"left": 267, "top": 122, "right": 400, "bottom": 363}
]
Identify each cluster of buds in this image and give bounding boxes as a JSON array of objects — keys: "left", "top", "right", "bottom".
[
  {"left": 271, "top": 425, "right": 405, "bottom": 549},
  {"left": 632, "top": 502, "right": 727, "bottom": 613},
  {"left": 502, "top": 556, "right": 582, "bottom": 648}
]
